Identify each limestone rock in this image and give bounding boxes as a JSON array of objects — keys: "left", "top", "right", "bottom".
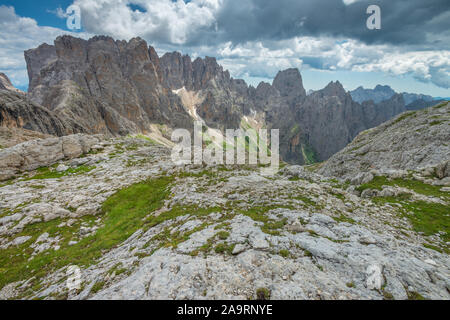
[
  {"left": 319, "top": 102, "right": 450, "bottom": 180},
  {"left": 0, "top": 134, "right": 101, "bottom": 180},
  {"left": 0, "top": 90, "right": 72, "bottom": 136},
  {"left": 366, "top": 264, "right": 384, "bottom": 290}
]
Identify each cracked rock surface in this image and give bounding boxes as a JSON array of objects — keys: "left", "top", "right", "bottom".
[{"left": 0, "top": 135, "right": 448, "bottom": 300}]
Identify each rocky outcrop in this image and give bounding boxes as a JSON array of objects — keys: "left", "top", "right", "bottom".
[
  {"left": 264, "top": 80, "right": 407, "bottom": 163},
  {"left": 0, "top": 73, "right": 23, "bottom": 94},
  {"left": 402, "top": 92, "right": 434, "bottom": 106},
  {"left": 160, "top": 52, "right": 248, "bottom": 130},
  {"left": 0, "top": 90, "right": 74, "bottom": 136},
  {"left": 0, "top": 134, "right": 102, "bottom": 180},
  {"left": 0, "top": 127, "right": 53, "bottom": 149},
  {"left": 272, "top": 68, "right": 306, "bottom": 102},
  {"left": 160, "top": 52, "right": 230, "bottom": 92},
  {"left": 319, "top": 102, "right": 450, "bottom": 180},
  {"left": 159, "top": 53, "right": 408, "bottom": 165}
]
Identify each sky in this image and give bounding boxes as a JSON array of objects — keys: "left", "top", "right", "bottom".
[{"left": 0, "top": 0, "right": 449, "bottom": 97}]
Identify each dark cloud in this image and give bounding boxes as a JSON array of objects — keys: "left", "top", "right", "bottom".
[{"left": 187, "top": 0, "right": 450, "bottom": 49}]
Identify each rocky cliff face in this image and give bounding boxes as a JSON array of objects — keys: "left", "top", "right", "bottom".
[
  {"left": 262, "top": 80, "right": 407, "bottom": 163},
  {"left": 25, "top": 36, "right": 193, "bottom": 136},
  {"left": 0, "top": 90, "right": 74, "bottom": 136},
  {"left": 159, "top": 52, "right": 409, "bottom": 164},
  {"left": 350, "top": 85, "right": 396, "bottom": 104}
]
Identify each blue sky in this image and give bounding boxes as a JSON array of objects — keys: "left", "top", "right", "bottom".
[
  {"left": 0, "top": 0, "right": 449, "bottom": 97},
  {"left": 1, "top": 0, "right": 76, "bottom": 30}
]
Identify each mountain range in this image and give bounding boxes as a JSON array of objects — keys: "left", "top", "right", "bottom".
[
  {"left": 0, "top": 35, "right": 446, "bottom": 165},
  {"left": 349, "top": 84, "right": 439, "bottom": 106}
]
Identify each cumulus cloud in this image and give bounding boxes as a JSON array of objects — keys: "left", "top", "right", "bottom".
[
  {"left": 354, "top": 50, "right": 450, "bottom": 88},
  {"left": 185, "top": 37, "right": 450, "bottom": 89},
  {"left": 66, "top": 0, "right": 449, "bottom": 88},
  {"left": 73, "top": 0, "right": 221, "bottom": 44},
  {"left": 73, "top": 0, "right": 450, "bottom": 47},
  {"left": 1, "top": 1, "right": 449, "bottom": 91}
]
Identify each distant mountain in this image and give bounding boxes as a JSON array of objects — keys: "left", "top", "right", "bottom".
[
  {"left": 402, "top": 92, "right": 434, "bottom": 105},
  {"left": 350, "top": 85, "right": 396, "bottom": 104},
  {"left": 350, "top": 85, "right": 434, "bottom": 106}
]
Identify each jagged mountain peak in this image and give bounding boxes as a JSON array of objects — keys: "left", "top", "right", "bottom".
[
  {"left": 19, "top": 35, "right": 421, "bottom": 167},
  {"left": 374, "top": 84, "right": 394, "bottom": 91},
  {"left": 272, "top": 68, "right": 306, "bottom": 98},
  {"left": 313, "top": 80, "right": 348, "bottom": 99}
]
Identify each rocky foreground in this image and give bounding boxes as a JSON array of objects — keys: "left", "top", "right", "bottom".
[{"left": 0, "top": 117, "right": 449, "bottom": 299}]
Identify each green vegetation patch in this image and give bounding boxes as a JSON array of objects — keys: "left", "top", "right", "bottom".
[
  {"left": 356, "top": 176, "right": 449, "bottom": 201},
  {"left": 256, "top": 287, "right": 271, "bottom": 300},
  {"left": 361, "top": 176, "right": 450, "bottom": 248},
  {"left": 90, "top": 281, "right": 106, "bottom": 294},
  {"left": 238, "top": 206, "right": 290, "bottom": 236},
  {"left": 301, "top": 143, "right": 319, "bottom": 165},
  {"left": 214, "top": 243, "right": 235, "bottom": 255},
  {"left": 373, "top": 200, "right": 449, "bottom": 251},
  {"left": 278, "top": 249, "right": 290, "bottom": 258},
  {"left": 391, "top": 111, "right": 417, "bottom": 125},
  {"left": 25, "top": 165, "right": 95, "bottom": 180},
  {"left": 0, "top": 175, "right": 173, "bottom": 291},
  {"left": 407, "top": 291, "right": 426, "bottom": 300},
  {"left": 333, "top": 214, "right": 356, "bottom": 225}
]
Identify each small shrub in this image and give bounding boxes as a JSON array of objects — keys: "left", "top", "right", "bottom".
[{"left": 256, "top": 287, "right": 271, "bottom": 300}]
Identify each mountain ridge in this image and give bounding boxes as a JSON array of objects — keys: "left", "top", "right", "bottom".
[
  {"left": 350, "top": 84, "right": 435, "bottom": 105},
  {"left": 0, "top": 34, "right": 435, "bottom": 165}
]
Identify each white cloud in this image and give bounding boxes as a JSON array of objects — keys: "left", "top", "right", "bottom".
[
  {"left": 1, "top": 2, "right": 449, "bottom": 91},
  {"left": 74, "top": 0, "right": 221, "bottom": 44},
  {"left": 199, "top": 37, "right": 450, "bottom": 89},
  {"left": 355, "top": 50, "right": 450, "bottom": 89},
  {"left": 342, "top": 0, "right": 361, "bottom": 5},
  {"left": 0, "top": 5, "right": 90, "bottom": 89}
]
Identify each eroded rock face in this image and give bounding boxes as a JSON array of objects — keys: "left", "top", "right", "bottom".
[
  {"left": 0, "top": 90, "right": 73, "bottom": 136},
  {"left": 272, "top": 68, "right": 306, "bottom": 101},
  {"left": 263, "top": 80, "right": 407, "bottom": 163},
  {"left": 158, "top": 53, "right": 408, "bottom": 164},
  {"left": 25, "top": 35, "right": 193, "bottom": 136},
  {"left": 0, "top": 126, "right": 53, "bottom": 149},
  {"left": 319, "top": 102, "right": 450, "bottom": 180}
]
